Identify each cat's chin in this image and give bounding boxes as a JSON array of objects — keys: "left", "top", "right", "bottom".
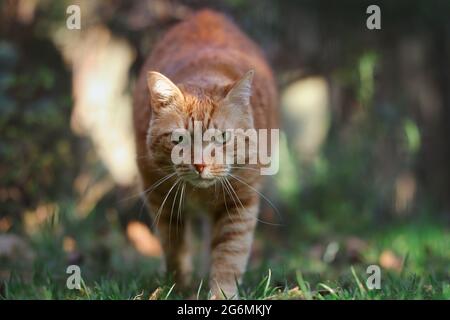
[{"left": 186, "top": 178, "right": 216, "bottom": 188}]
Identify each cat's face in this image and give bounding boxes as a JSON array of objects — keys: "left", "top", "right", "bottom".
[{"left": 146, "top": 71, "right": 255, "bottom": 188}]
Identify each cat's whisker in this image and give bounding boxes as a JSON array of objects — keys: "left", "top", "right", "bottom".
[
  {"left": 169, "top": 180, "right": 183, "bottom": 241},
  {"left": 214, "top": 180, "right": 218, "bottom": 200},
  {"left": 143, "top": 172, "right": 177, "bottom": 195},
  {"left": 119, "top": 172, "right": 176, "bottom": 203},
  {"left": 136, "top": 172, "right": 176, "bottom": 222},
  {"left": 152, "top": 178, "right": 181, "bottom": 229},
  {"left": 138, "top": 172, "right": 178, "bottom": 224},
  {"left": 229, "top": 166, "right": 260, "bottom": 172},
  {"left": 219, "top": 178, "right": 235, "bottom": 224},
  {"left": 221, "top": 177, "right": 246, "bottom": 223},
  {"left": 224, "top": 176, "right": 280, "bottom": 226},
  {"left": 222, "top": 177, "right": 250, "bottom": 223},
  {"left": 228, "top": 174, "right": 283, "bottom": 226},
  {"left": 224, "top": 178, "right": 245, "bottom": 211},
  {"left": 176, "top": 182, "right": 186, "bottom": 235}
]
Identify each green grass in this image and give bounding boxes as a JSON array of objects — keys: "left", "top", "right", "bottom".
[
  {"left": 3, "top": 264, "right": 448, "bottom": 300},
  {"left": 1, "top": 202, "right": 449, "bottom": 300}
]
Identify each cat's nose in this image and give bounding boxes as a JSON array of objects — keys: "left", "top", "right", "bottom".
[{"left": 194, "top": 164, "right": 205, "bottom": 174}]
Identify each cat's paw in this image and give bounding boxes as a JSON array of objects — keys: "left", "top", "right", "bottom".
[{"left": 209, "top": 282, "right": 239, "bottom": 300}]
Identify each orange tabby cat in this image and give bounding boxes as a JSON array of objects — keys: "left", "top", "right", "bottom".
[{"left": 133, "top": 9, "right": 278, "bottom": 298}]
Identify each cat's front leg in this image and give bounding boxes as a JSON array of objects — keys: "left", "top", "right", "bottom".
[
  {"left": 209, "top": 202, "right": 258, "bottom": 299},
  {"left": 150, "top": 202, "right": 193, "bottom": 288}
]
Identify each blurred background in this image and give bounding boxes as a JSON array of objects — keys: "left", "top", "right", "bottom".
[{"left": 0, "top": 0, "right": 449, "bottom": 299}]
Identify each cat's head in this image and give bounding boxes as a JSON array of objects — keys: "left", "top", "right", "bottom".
[{"left": 146, "top": 70, "right": 255, "bottom": 188}]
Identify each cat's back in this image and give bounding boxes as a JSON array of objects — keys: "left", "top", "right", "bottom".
[{"left": 148, "top": 9, "right": 267, "bottom": 73}]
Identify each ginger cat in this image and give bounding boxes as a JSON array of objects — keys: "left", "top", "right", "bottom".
[{"left": 133, "top": 9, "right": 278, "bottom": 298}]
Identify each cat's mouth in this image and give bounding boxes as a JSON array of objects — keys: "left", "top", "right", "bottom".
[
  {"left": 186, "top": 176, "right": 216, "bottom": 188},
  {"left": 174, "top": 165, "right": 229, "bottom": 188}
]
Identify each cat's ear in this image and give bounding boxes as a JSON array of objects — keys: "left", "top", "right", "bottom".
[
  {"left": 147, "top": 71, "right": 184, "bottom": 111},
  {"left": 225, "top": 70, "right": 254, "bottom": 107}
]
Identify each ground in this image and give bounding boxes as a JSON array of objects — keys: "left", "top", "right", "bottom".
[{"left": 2, "top": 201, "right": 448, "bottom": 300}]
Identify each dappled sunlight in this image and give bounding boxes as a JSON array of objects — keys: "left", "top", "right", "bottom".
[
  {"left": 281, "top": 76, "right": 330, "bottom": 162},
  {"left": 74, "top": 176, "right": 115, "bottom": 218},
  {"left": 54, "top": 26, "right": 138, "bottom": 186},
  {"left": 23, "top": 203, "right": 59, "bottom": 235},
  {"left": 394, "top": 171, "right": 416, "bottom": 215}
]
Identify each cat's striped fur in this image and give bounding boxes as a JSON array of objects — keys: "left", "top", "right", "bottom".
[{"left": 133, "top": 9, "right": 278, "bottom": 298}]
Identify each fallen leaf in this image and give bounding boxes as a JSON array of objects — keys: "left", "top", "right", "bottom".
[
  {"left": 379, "top": 250, "right": 402, "bottom": 272},
  {"left": 127, "top": 221, "right": 162, "bottom": 257}
]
